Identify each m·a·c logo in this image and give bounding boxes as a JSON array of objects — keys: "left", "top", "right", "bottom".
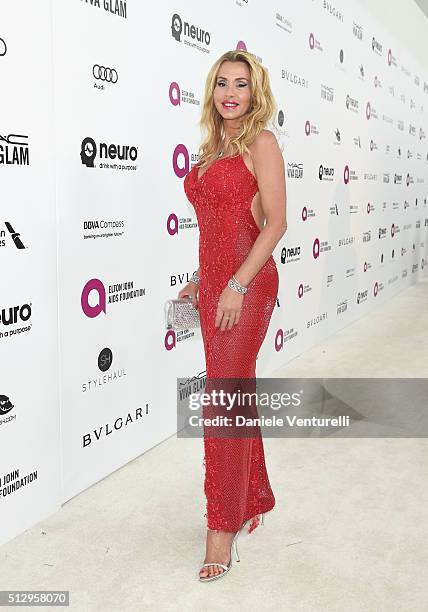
[
  {"left": 0, "top": 133, "right": 29, "bottom": 166},
  {"left": 81, "top": 0, "right": 127, "bottom": 20},
  {"left": 0, "top": 38, "right": 6, "bottom": 56}
]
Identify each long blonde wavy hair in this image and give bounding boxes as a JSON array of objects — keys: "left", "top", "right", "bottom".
[{"left": 196, "top": 50, "right": 277, "bottom": 170}]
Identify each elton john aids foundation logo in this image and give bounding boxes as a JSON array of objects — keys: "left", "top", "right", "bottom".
[
  {"left": 81, "top": 278, "right": 106, "bottom": 318},
  {"left": 81, "top": 278, "right": 146, "bottom": 318}
]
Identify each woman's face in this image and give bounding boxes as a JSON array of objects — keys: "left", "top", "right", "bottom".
[{"left": 212, "top": 60, "right": 252, "bottom": 121}]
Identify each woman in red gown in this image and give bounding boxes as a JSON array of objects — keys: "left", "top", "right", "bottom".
[{"left": 181, "top": 50, "right": 287, "bottom": 581}]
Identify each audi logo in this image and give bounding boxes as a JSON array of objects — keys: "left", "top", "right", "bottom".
[
  {"left": 93, "top": 64, "right": 118, "bottom": 83},
  {"left": 0, "top": 38, "right": 6, "bottom": 56}
]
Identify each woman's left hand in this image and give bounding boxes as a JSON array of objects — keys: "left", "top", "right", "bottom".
[{"left": 215, "top": 286, "right": 245, "bottom": 331}]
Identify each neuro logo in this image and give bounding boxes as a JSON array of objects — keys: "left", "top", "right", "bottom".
[
  {"left": 170, "top": 13, "right": 211, "bottom": 46},
  {"left": 0, "top": 38, "right": 6, "bottom": 56},
  {"left": 0, "top": 395, "right": 14, "bottom": 415},
  {"left": 0, "top": 303, "right": 32, "bottom": 328},
  {"left": 80, "top": 137, "right": 97, "bottom": 167},
  {"left": 81, "top": 278, "right": 106, "bottom": 318},
  {"left": 80, "top": 136, "right": 138, "bottom": 169},
  {"left": 171, "top": 13, "right": 182, "bottom": 41}
]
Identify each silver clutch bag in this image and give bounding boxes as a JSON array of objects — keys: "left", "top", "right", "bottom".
[{"left": 164, "top": 297, "right": 200, "bottom": 331}]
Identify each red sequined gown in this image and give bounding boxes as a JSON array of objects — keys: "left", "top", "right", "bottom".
[{"left": 183, "top": 153, "right": 278, "bottom": 534}]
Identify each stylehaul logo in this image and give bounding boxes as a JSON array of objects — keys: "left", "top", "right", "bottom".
[
  {"left": 0, "top": 222, "right": 26, "bottom": 250},
  {"left": 80, "top": 137, "right": 138, "bottom": 171},
  {"left": 81, "top": 347, "right": 127, "bottom": 393},
  {"left": 0, "top": 133, "right": 29, "bottom": 166},
  {"left": 170, "top": 13, "right": 211, "bottom": 47},
  {"left": 0, "top": 303, "right": 32, "bottom": 339},
  {"left": 81, "top": 0, "right": 127, "bottom": 19},
  {"left": 81, "top": 278, "right": 145, "bottom": 318}
]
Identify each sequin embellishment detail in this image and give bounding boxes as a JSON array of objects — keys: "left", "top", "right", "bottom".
[{"left": 184, "top": 154, "right": 278, "bottom": 533}]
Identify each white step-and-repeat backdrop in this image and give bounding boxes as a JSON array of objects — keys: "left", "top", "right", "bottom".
[{"left": 1, "top": 0, "right": 427, "bottom": 545}]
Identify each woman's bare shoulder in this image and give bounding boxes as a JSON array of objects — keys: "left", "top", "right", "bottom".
[{"left": 249, "top": 129, "right": 280, "bottom": 158}]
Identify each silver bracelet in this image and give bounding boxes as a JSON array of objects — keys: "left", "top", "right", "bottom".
[
  {"left": 189, "top": 270, "right": 200, "bottom": 285},
  {"left": 228, "top": 275, "right": 248, "bottom": 294}
]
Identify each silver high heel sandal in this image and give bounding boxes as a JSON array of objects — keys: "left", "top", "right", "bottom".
[
  {"left": 198, "top": 513, "right": 265, "bottom": 582},
  {"left": 198, "top": 529, "right": 241, "bottom": 582}
]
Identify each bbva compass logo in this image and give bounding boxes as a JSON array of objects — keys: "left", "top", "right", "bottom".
[{"left": 80, "top": 136, "right": 138, "bottom": 171}]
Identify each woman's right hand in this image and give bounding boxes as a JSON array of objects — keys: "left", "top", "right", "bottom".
[{"left": 178, "top": 282, "right": 199, "bottom": 309}]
